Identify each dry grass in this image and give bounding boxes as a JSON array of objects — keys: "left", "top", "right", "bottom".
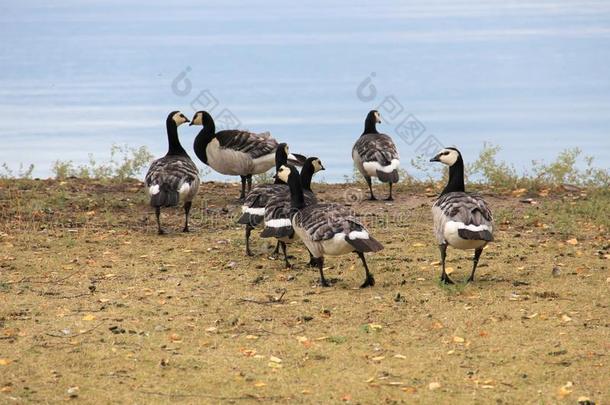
[{"left": 0, "top": 179, "right": 608, "bottom": 404}]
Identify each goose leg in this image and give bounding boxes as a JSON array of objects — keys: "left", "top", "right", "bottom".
[
  {"left": 467, "top": 248, "right": 483, "bottom": 283},
  {"left": 439, "top": 244, "right": 454, "bottom": 284},
  {"left": 155, "top": 207, "right": 165, "bottom": 235},
  {"left": 269, "top": 241, "right": 280, "bottom": 258},
  {"left": 365, "top": 176, "right": 376, "bottom": 200},
  {"left": 246, "top": 174, "right": 253, "bottom": 193},
  {"left": 182, "top": 201, "right": 192, "bottom": 232},
  {"left": 307, "top": 250, "right": 317, "bottom": 267},
  {"left": 239, "top": 176, "right": 247, "bottom": 200},
  {"left": 316, "top": 257, "right": 330, "bottom": 287},
  {"left": 385, "top": 182, "right": 394, "bottom": 201},
  {"left": 245, "top": 224, "right": 254, "bottom": 256},
  {"left": 280, "top": 241, "right": 292, "bottom": 269},
  {"left": 357, "top": 251, "right": 375, "bottom": 288}
]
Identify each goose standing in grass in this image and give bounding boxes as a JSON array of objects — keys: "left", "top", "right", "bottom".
[
  {"left": 430, "top": 147, "right": 494, "bottom": 284},
  {"left": 190, "top": 110, "right": 302, "bottom": 199},
  {"left": 259, "top": 157, "right": 325, "bottom": 268},
  {"left": 145, "top": 111, "right": 200, "bottom": 235},
  {"left": 352, "top": 110, "right": 400, "bottom": 200},
  {"left": 237, "top": 143, "right": 298, "bottom": 256},
  {"left": 274, "top": 165, "right": 383, "bottom": 287}
]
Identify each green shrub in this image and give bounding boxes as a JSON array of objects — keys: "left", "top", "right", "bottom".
[
  {"left": 52, "top": 144, "right": 154, "bottom": 180},
  {"left": 0, "top": 163, "right": 35, "bottom": 179}
]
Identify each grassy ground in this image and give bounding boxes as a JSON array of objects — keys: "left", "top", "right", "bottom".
[{"left": 0, "top": 178, "right": 608, "bottom": 404}]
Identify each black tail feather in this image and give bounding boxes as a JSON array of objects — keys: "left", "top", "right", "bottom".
[
  {"left": 347, "top": 236, "right": 384, "bottom": 252},
  {"left": 237, "top": 213, "right": 264, "bottom": 226},
  {"left": 288, "top": 153, "right": 307, "bottom": 166},
  {"left": 150, "top": 184, "right": 179, "bottom": 207},
  {"left": 260, "top": 226, "right": 294, "bottom": 239},
  {"left": 458, "top": 229, "right": 493, "bottom": 242},
  {"left": 376, "top": 169, "right": 399, "bottom": 183}
]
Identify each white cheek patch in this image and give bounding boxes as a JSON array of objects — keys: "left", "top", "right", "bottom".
[
  {"left": 440, "top": 151, "right": 458, "bottom": 166},
  {"left": 265, "top": 219, "right": 292, "bottom": 228},
  {"left": 348, "top": 230, "right": 369, "bottom": 240},
  {"left": 363, "top": 159, "right": 400, "bottom": 176},
  {"left": 149, "top": 185, "right": 160, "bottom": 195}
]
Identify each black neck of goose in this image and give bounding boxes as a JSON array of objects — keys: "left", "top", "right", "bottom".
[
  {"left": 166, "top": 119, "right": 187, "bottom": 156},
  {"left": 362, "top": 115, "right": 379, "bottom": 135},
  {"left": 273, "top": 148, "right": 289, "bottom": 185},
  {"left": 300, "top": 163, "right": 315, "bottom": 191},
  {"left": 288, "top": 172, "right": 305, "bottom": 209},
  {"left": 193, "top": 120, "right": 215, "bottom": 164},
  {"left": 442, "top": 156, "right": 465, "bottom": 195}
]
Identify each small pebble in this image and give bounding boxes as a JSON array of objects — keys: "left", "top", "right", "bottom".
[{"left": 67, "top": 386, "right": 79, "bottom": 398}]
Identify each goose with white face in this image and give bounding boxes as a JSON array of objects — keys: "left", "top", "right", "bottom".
[
  {"left": 172, "top": 112, "right": 190, "bottom": 126},
  {"left": 312, "top": 158, "right": 325, "bottom": 173},
  {"left": 430, "top": 148, "right": 460, "bottom": 166},
  {"left": 276, "top": 165, "right": 291, "bottom": 183},
  {"left": 190, "top": 111, "right": 203, "bottom": 126},
  {"left": 374, "top": 110, "right": 381, "bottom": 124}
]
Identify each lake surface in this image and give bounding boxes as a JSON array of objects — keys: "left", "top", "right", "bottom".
[{"left": 1, "top": 0, "right": 609, "bottom": 182}]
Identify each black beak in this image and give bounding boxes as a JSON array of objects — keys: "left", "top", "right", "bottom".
[
  {"left": 189, "top": 121, "right": 194, "bottom": 126},
  {"left": 184, "top": 117, "right": 190, "bottom": 123},
  {"left": 320, "top": 165, "right": 326, "bottom": 171},
  {"left": 430, "top": 154, "right": 441, "bottom": 162}
]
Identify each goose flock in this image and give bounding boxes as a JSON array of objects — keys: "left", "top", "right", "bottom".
[{"left": 145, "top": 109, "right": 494, "bottom": 286}]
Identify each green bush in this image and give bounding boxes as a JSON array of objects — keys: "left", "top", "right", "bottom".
[
  {"left": 0, "top": 163, "right": 35, "bottom": 179},
  {"left": 52, "top": 144, "right": 154, "bottom": 180}
]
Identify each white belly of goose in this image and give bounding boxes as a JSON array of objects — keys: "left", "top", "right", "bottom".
[
  {"left": 443, "top": 221, "right": 489, "bottom": 250},
  {"left": 251, "top": 153, "right": 276, "bottom": 174},
  {"left": 206, "top": 139, "right": 252, "bottom": 175}
]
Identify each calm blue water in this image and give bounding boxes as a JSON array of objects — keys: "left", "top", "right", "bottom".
[{"left": 1, "top": 1, "right": 609, "bottom": 182}]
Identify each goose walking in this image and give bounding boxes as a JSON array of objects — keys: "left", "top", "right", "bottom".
[
  {"left": 190, "top": 111, "right": 301, "bottom": 199},
  {"left": 145, "top": 111, "right": 200, "bottom": 235},
  {"left": 237, "top": 143, "right": 297, "bottom": 256},
  {"left": 430, "top": 147, "right": 494, "bottom": 283},
  {"left": 352, "top": 110, "right": 400, "bottom": 200},
  {"left": 275, "top": 165, "right": 383, "bottom": 287},
  {"left": 259, "top": 157, "right": 325, "bottom": 268}
]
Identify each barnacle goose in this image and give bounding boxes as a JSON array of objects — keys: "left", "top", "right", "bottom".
[
  {"left": 274, "top": 165, "right": 383, "bottom": 287},
  {"left": 145, "top": 111, "right": 200, "bottom": 235},
  {"left": 237, "top": 143, "right": 297, "bottom": 256},
  {"left": 430, "top": 147, "right": 494, "bottom": 284},
  {"left": 259, "top": 157, "right": 325, "bottom": 268},
  {"left": 352, "top": 110, "right": 400, "bottom": 200},
  {"left": 190, "top": 111, "right": 305, "bottom": 199}
]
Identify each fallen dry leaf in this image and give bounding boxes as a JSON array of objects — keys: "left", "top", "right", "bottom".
[
  {"left": 82, "top": 314, "right": 96, "bottom": 321},
  {"left": 557, "top": 381, "right": 573, "bottom": 398},
  {"left": 0, "top": 359, "right": 12, "bottom": 366},
  {"left": 428, "top": 382, "right": 441, "bottom": 390},
  {"left": 566, "top": 238, "right": 578, "bottom": 245},
  {"left": 453, "top": 336, "right": 465, "bottom": 343}
]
